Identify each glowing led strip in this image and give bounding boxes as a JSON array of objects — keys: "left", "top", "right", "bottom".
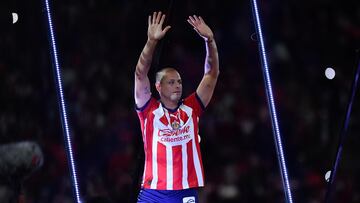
[
  {"left": 251, "top": 0, "right": 294, "bottom": 202},
  {"left": 44, "top": 0, "right": 82, "bottom": 202}
]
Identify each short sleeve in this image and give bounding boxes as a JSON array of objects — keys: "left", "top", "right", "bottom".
[
  {"left": 183, "top": 92, "right": 205, "bottom": 117},
  {"left": 136, "top": 97, "right": 158, "bottom": 119}
]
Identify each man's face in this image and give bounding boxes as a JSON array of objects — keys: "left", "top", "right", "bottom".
[{"left": 157, "top": 70, "right": 183, "bottom": 103}]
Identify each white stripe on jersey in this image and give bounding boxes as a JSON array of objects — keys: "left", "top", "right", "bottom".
[
  {"left": 182, "top": 143, "right": 189, "bottom": 189},
  {"left": 182, "top": 104, "right": 204, "bottom": 186},
  {"left": 143, "top": 119, "right": 148, "bottom": 148},
  {"left": 166, "top": 146, "right": 173, "bottom": 190},
  {"left": 192, "top": 136, "right": 204, "bottom": 186},
  {"left": 150, "top": 106, "right": 165, "bottom": 189}
]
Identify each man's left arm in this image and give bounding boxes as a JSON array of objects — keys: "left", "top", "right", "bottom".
[{"left": 187, "top": 15, "right": 219, "bottom": 107}]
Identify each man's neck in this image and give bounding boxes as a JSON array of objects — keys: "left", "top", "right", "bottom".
[{"left": 160, "top": 98, "right": 178, "bottom": 110}]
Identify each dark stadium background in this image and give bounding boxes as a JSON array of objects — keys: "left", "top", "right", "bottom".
[{"left": 1, "top": 0, "right": 359, "bottom": 202}]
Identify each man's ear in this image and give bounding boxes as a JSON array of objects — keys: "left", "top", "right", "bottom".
[{"left": 155, "top": 82, "right": 161, "bottom": 93}]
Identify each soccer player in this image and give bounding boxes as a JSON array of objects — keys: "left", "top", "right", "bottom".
[{"left": 135, "top": 11, "right": 219, "bottom": 202}]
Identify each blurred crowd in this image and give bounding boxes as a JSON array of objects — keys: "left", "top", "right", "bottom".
[{"left": 1, "top": 0, "right": 360, "bottom": 202}]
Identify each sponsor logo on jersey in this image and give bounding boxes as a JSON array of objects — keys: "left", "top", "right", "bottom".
[
  {"left": 183, "top": 196, "right": 195, "bottom": 203},
  {"left": 158, "top": 126, "right": 191, "bottom": 143}
]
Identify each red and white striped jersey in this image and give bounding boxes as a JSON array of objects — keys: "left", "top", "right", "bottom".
[{"left": 136, "top": 92, "right": 205, "bottom": 190}]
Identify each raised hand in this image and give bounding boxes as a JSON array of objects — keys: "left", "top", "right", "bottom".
[
  {"left": 187, "top": 15, "right": 214, "bottom": 42},
  {"left": 148, "top": 11, "right": 171, "bottom": 41}
]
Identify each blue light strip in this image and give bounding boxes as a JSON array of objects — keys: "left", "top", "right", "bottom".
[
  {"left": 44, "top": 0, "right": 82, "bottom": 202},
  {"left": 325, "top": 53, "right": 360, "bottom": 203},
  {"left": 250, "top": 0, "right": 294, "bottom": 202}
]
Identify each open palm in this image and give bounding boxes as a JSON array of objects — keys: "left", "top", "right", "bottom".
[
  {"left": 187, "top": 15, "right": 214, "bottom": 41},
  {"left": 148, "top": 11, "right": 171, "bottom": 41}
]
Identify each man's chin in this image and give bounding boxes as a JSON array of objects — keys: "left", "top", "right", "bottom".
[{"left": 170, "top": 94, "right": 181, "bottom": 102}]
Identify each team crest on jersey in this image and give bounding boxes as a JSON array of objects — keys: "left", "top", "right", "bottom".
[{"left": 171, "top": 120, "right": 180, "bottom": 130}]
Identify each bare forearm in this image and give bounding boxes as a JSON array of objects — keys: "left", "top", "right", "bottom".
[
  {"left": 204, "top": 38, "right": 219, "bottom": 77},
  {"left": 135, "top": 39, "right": 158, "bottom": 78}
]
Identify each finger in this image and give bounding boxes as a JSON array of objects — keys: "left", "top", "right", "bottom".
[
  {"left": 148, "top": 15, "right": 151, "bottom": 25},
  {"left": 190, "top": 15, "right": 200, "bottom": 26},
  {"left": 188, "top": 16, "right": 196, "bottom": 24},
  {"left": 156, "top": 11, "right": 162, "bottom": 23},
  {"left": 152, "top": 12, "right": 157, "bottom": 24},
  {"left": 187, "top": 19, "right": 196, "bottom": 28},
  {"left": 162, "top": 25, "right": 171, "bottom": 34},
  {"left": 193, "top": 15, "right": 200, "bottom": 22},
  {"left": 199, "top": 16, "right": 205, "bottom": 24},
  {"left": 160, "top": 14, "right": 166, "bottom": 25}
]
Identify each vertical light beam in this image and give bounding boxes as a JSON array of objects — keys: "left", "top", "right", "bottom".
[
  {"left": 250, "top": 0, "right": 294, "bottom": 202},
  {"left": 325, "top": 52, "right": 360, "bottom": 203},
  {"left": 44, "top": 0, "right": 82, "bottom": 202}
]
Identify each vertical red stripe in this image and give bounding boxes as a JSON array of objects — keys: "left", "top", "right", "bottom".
[
  {"left": 179, "top": 108, "right": 189, "bottom": 124},
  {"left": 157, "top": 143, "right": 167, "bottom": 190},
  {"left": 172, "top": 145, "right": 182, "bottom": 190},
  {"left": 143, "top": 114, "right": 154, "bottom": 188},
  {"left": 187, "top": 141, "right": 198, "bottom": 188},
  {"left": 159, "top": 114, "right": 169, "bottom": 126}
]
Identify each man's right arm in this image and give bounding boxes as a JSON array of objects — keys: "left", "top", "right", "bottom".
[
  {"left": 134, "top": 11, "right": 171, "bottom": 108},
  {"left": 134, "top": 39, "right": 158, "bottom": 108}
]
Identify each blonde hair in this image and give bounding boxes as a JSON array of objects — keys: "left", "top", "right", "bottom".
[{"left": 155, "top": 67, "right": 178, "bottom": 84}]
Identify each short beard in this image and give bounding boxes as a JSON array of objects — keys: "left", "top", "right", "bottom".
[{"left": 170, "top": 93, "right": 181, "bottom": 102}]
